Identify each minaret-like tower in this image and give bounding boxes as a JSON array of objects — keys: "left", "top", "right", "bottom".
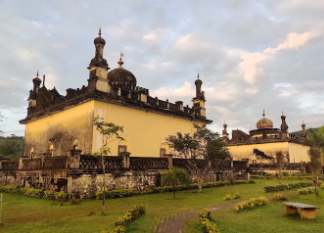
[
  {"left": 88, "top": 28, "right": 110, "bottom": 92},
  {"left": 27, "top": 71, "right": 42, "bottom": 116},
  {"left": 280, "top": 111, "right": 289, "bottom": 140},
  {"left": 301, "top": 120, "right": 308, "bottom": 138},
  {"left": 192, "top": 73, "right": 206, "bottom": 118},
  {"left": 222, "top": 121, "right": 229, "bottom": 142}
]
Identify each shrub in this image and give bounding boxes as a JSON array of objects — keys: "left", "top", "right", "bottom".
[
  {"left": 320, "top": 184, "right": 324, "bottom": 189},
  {"left": 264, "top": 182, "right": 313, "bottom": 192},
  {"left": 102, "top": 225, "right": 126, "bottom": 233},
  {"left": 223, "top": 194, "right": 232, "bottom": 201},
  {"left": 234, "top": 196, "right": 269, "bottom": 212},
  {"left": 198, "top": 208, "right": 211, "bottom": 219},
  {"left": 273, "top": 193, "right": 286, "bottom": 201},
  {"left": 233, "top": 192, "right": 240, "bottom": 199},
  {"left": 198, "top": 208, "right": 220, "bottom": 233},
  {"left": 55, "top": 191, "right": 68, "bottom": 202},
  {"left": 115, "top": 204, "right": 146, "bottom": 227},
  {"left": 298, "top": 187, "right": 315, "bottom": 195},
  {"left": 44, "top": 191, "right": 55, "bottom": 200}
]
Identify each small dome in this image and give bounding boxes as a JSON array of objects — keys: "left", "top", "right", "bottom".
[
  {"left": 256, "top": 110, "right": 273, "bottom": 129},
  {"left": 108, "top": 67, "right": 137, "bottom": 88},
  {"left": 195, "top": 73, "right": 202, "bottom": 85},
  {"left": 94, "top": 28, "right": 106, "bottom": 46},
  {"left": 33, "top": 71, "right": 41, "bottom": 85}
]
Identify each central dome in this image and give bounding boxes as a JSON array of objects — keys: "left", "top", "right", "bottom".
[
  {"left": 256, "top": 110, "right": 273, "bottom": 129},
  {"left": 108, "top": 57, "right": 137, "bottom": 89}
]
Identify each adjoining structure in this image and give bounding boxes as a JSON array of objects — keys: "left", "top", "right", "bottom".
[
  {"left": 20, "top": 29, "right": 212, "bottom": 159},
  {"left": 223, "top": 110, "right": 310, "bottom": 164}
]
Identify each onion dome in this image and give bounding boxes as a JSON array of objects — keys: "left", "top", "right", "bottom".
[
  {"left": 301, "top": 120, "right": 306, "bottom": 128},
  {"left": 32, "top": 71, "right": 42, "bottom": 85},
  {"left": 195, "top": 73, "right": 202, "bottom": 85},
  {"left": 223, "top": 120, "right": 227, "bottom": 128},
  {"left": 256, "top": 110, "right": 273, "bottom": 129},
  {"left": 93, "top": 27, "right": 106, "bottom": 46},
  {"left": 281, "top": 111, "right": 286, "bottom": 119},
  {"left": 108, "top": 53, "right": 137, "bottom": 88}
]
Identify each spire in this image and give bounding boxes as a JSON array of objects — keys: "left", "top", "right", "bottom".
[
  {"left": 88, "top": 28, "right": 109, "bottom": 70},
  {"left": 42, "top": 75, "right": 46, "bottom": 87},
  {"left": 222, "top": 120, "right": 228, "bottom": 139},
  {"left": 197, "top": 73, "right": 200, "bottom": 79},
  {"left": 262, "top": 109, "right": 265, "bottom": 117},
  {"left": 98, "top": 27, "right": 101, "bottom": 37},
  {"left": 118, "top": 52, "right": 124, "bottom": 68}
]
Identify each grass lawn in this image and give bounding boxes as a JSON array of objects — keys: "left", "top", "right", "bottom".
[
  {"left": 185, "top": 188, "right": 324, "bottom": 233},
  {"left": 0, "top": 179, "right": 311, "bottom": 233}
]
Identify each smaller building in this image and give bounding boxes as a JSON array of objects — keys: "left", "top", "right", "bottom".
[{"left": 223, "top": 111, "right": 310, "bottom": 164}]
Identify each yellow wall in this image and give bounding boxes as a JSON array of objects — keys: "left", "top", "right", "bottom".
[
  {"left": 92, "top": 100, "right": 199, "bottom": 157},
  {"left": 24, "top": 101, "right": 95, "bottom": 157},
  {"left": 288, "top": 143, "right": 310, "bottom": 163},
  {"left": 227, "top": 142, "right": 310, "bottom": 163}
]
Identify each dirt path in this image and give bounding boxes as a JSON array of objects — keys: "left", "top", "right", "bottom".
[{"left": 153, "top": 201, "right": 240, "bottom": 233}]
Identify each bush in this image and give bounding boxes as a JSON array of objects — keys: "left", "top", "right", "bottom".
[
  {"left": 223, "top": 194, "right": 232, "bottom": 201},
  {"left": 198, "top": 208, "right": 220, "bottom": 233},
  {"left": 264, "top": 182, "right": 313, "bottom": 192},
  {"left": 115, "top": 204, "right": 146, "bottom": 227},
  {"left": 44, "top": 191, "right": 55, "bottom": 200},
  {"left": 320, "top": 184, "right": 324, "bottom": 189},
  {"left": 273, "top": 193, "right": 286, "bottom": 201},
  {"left": 233, "top": 192, "right": 240, "bottom": 199},
  {"left": 55, "top": 191, "right": 68, "bottom": 202},
  {"left": 102, "top": 225, "right": 126, "bottom": 233},
  {"left": 298, "top": 187, "right": 315, "bottom": 195},
  {"left": 234, "top": 196, "right": 269, "bottom": 212}
]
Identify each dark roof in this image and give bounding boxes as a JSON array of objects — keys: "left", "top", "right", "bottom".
[{"left": 108, "top": 67, "right": 137, "bottom": 87}]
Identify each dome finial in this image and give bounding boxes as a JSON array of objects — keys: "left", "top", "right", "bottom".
[
  {"left": 98, "top": 27, "right": 101, "bottom": 37},
  {"left": 36, "top": 71, "right": 39, "bottom": 77},
  {"left": 263, "top": 109, "right": 265, "bottom": 117},
  {"left": 197, "top": 73, "right": 200, "bottom": 79},
  {"left": 118, "top": 52, "right": 124, "bottom": 68}
]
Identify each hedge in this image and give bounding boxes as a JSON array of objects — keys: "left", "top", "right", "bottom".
[
  {"left": 264, "top": 182, "right": 313, "bottom": 192},
  {"left": 0, "top": 184, "right": 67, "bottom": 200},
  {"left": 251, "top": 175, "right": 313, "bottom": 180},
  {"left": 96, "top": 180, "right": 253, "bottom": 200},
  {"left": 103, "top": 204, "right": 146, "bottom": 233},
  {"left": 234, "top": 196, "right": 269, "bottom": 212},
  {"left": 198, "top": 208, "right": 220, "bottom": 233}
]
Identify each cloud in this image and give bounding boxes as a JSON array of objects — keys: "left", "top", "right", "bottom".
[
  {"left": 245, "top": 87, "right": 258, "bottom": 95},
  {"left": 239, "top": 30, "right": 321, "bottom": 84}
]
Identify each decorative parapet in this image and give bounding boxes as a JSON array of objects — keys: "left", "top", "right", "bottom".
[
  {"left": 79, "top": 154, "right": 123, "bottom": 171},
  {"left": 129, "top": 157, "right": 169, "bottom": 170},
  {"left": 1, "top": 160, "right": 19, "bottom": 171}
]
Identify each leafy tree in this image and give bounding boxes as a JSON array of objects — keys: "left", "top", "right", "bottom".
[
  {"left": 0, "top": 140, "right": 20, "bottom": 160},
  {"left": 93, "top": 116, "right": 124, "bottom": 214},
  {"left": 0, "top": 111, "right": 4, "bottom": 134},
  {"left": 308, "top": 147, "right": 321, "bottom": 196},
  {"left": 162, "top": 167, "right": 189, "bottom": 199},
  {"left": 166, "top": 124, "right": 230, "bottom": 193},
  {"left": 305, "top": 126, "right": 324, "bottom": 181},
  {"left": 272, "top": 151, "right": 287, "bottom": 184}
]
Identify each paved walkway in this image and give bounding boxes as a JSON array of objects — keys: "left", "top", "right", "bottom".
[{"left": 154, "top": 201, "right": 240, "bottom": 233}]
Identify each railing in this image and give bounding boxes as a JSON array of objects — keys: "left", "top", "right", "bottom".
[
  {"left": 1, "top": 161, "right": 19, "bottom": 171},
  {"left": 79, "top": 155, "right": 123, "bottom": 171},
  {"left": 22, "top": 158, "right": 42, "bottom": 170},
  {"left": 129, "top": 157, "right": 168, "bottom": 170},
  {"left": 43, "top": 156, "right": 67, "bottom": 169}
]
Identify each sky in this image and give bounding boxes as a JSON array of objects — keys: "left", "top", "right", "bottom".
[{"left": 0, "top": 0, "right": 324, "bottom": 137}]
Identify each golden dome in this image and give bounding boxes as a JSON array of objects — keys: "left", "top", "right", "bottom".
[{"left": 256, "top": 110, "right": 273, "bottom": 129}]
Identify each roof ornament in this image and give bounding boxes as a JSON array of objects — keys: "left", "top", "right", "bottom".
[
  {"left": 197, "top": 73, "right": 200, "bottom": 79},
  {"left": 37, "top": 71, "right": 39, "bottom": 78},
  {"left": 43, "top": 75, "right": 46, "bottom": 87},
  {"left": 98, "top": 27, "right": 101, "bottom": 37},
  {"left": 118, "top": 52, "right": 124, "bottom": 68},
  {"left": 263, "top": 109, "right": 265, "bottom": 117}
]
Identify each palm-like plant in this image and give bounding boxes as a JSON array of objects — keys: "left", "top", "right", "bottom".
[
  {"left": 306, "top": 126, "right": 324, "bottom": 180},
  {"left": 162, "top": 167, "right": 189, "bottom": 199}
]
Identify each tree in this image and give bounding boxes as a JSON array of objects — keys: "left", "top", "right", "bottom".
[
  {"left": 162, "top": 167, "right": 189, "bottom": 199},
  {"left": 308, "top": 147, "right": 321, "bottom": 196},
  {"left": 272, "top": 151, "right": 287, "bottom": 184},
  {"left": 93, "top": 116, "right": 124, "bottom": 214},
  {"left": 305, "top": 126, "right": 324, "bottom": 181},
  {"left": 0, "top": 140, "right": 20, "bottom": 160},
  {"left": 166, "top": 124, "right": 230, "bottom": 193}
]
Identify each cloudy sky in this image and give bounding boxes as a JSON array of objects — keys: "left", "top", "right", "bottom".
[{"left": 0, "top": 0, "right": 324, "bottom": 137}]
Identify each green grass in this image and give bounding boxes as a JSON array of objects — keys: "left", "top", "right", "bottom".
[
  {"left": 185, "top": 189, "right": 324, "bottom": 233},
  {"left": 0, "top": 179, "right": 310, "bottom": 233}
]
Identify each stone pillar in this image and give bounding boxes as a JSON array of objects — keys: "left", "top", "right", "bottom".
[
  {"left": 18, "top": 157, "right": 25, "bottom": 170},
  {"left": 165, "top": 154, "right": 173, "bottom": 169},
  {"left": 69, "top": 149, "right": 82, "bottom": 169},
  {"left": 120, "top": 152, "right": 130, "bottom": 168}
]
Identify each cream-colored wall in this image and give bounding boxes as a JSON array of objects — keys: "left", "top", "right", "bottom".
[
  {"left": 288, "top": 143, "right": 310, "bottom": 163},
  {"left": 92, "top": 100, "right": 199, "bottom": 157},
  {"left": 227, "top": 142, "right": 310, "bottom": 163},
  {"left": 227, "top": 142, "right": 289, "bottom": 162},
  {"left": 24, "top": 101, "right": 95, "bottom": 157}
]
